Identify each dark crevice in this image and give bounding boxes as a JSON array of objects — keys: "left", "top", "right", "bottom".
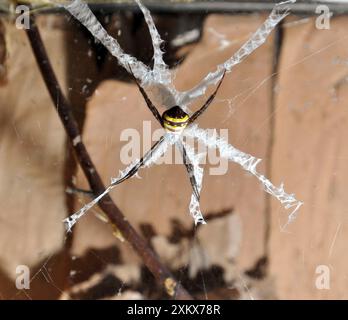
[
  {"left": 68, "top": 247, "right": 122, "bottom": 286},
  {"left": 245, "top": 256, "right": 269, "bottom": 279},
  {"left": 263, "top": 21, "right": 284, "bottom": 275},
  {"left": 70, "top": 273, "right": 125, "bottom": 300},
  {"left": 139, "top": 264, "right": 237, "bottom": 299},
  {"left": 168, "top": 208, "right": 233, "bottom": 244}
]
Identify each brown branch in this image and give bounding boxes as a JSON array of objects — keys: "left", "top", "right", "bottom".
[{"left": 25, "top": 16, "right": 192, "bottom": 300}]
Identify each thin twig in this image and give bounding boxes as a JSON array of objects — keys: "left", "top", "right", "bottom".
[{"left": 25, "top": 16, "right": 192, "bottom": 300}]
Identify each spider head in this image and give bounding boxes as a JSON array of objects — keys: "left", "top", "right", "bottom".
[{"left": 162, "top": 106, "right": 189, "bottom": 133}]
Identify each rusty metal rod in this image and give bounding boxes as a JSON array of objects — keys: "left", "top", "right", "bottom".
[{"left": 2, "top": 1, "right": 348, "bottom": 15}]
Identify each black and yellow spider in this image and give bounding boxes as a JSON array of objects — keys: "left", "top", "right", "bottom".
[{"left": 114, "top": 68, "right": 226, "bottom": 202}]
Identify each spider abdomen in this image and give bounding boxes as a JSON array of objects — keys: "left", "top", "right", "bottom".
[{"left": 162, "top": 106, "right": 189, "bottom": 133}]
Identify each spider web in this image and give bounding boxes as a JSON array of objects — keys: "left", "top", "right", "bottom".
[
  {"left": 50, "top": 0, "right": 302, "bottom": 230},
  {"left": 7, "top": 0, "right": 326, "bottom": 301}
]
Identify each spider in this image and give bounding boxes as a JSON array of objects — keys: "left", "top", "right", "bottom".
[
  {"left": 64, "top": 69, "right": 226, "bottom": 230},
  {"left": 61, "top": 0, "right": 302, "bottom": 231},
  {"left": 117, "top": 66, "right": 226, "bottom": 202}
]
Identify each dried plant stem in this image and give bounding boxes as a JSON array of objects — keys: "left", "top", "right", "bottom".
[{"left": 25, "top": 16, "right": 192, "bottom": 300}]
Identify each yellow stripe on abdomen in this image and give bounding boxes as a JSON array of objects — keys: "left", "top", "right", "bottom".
[
  {"left": 163, "top": 114, "right": 189, "bottom": 123},
  {"left": 163, "top": 121, "right": 187, "bottom": 132}
]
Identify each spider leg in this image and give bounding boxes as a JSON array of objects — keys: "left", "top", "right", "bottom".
[
  {"left": 128, "top": 64, "right": 163, "bottom": 126},
  {"left": 63, "top": 135, "right": 168, "bottom": 231},
  {"left": 180, "top": 143, "right": 200, "bottom": 202},
  {"left": 111, "top": 135, "right": 166, "bottom": 186},
  {"left": 66, "top": 187, "right": 94, "bottom": 197},
  {"left": 187, "top": 71, "right": 226, "bottom": 125}
]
